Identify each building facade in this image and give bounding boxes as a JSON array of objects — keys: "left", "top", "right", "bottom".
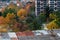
[
  {"left": 49, "top": 0, "right": 60, "bottom": 11},
  {"left": 35, "top": 0, "right": 60, "bottom": 16}
]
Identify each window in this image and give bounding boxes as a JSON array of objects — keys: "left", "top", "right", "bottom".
[
  {"left": 50, "top": 1, "right": 54, "bottom": 4},
  {"left": 37, "top": 1, "right": 40, "bottom": 5},
  {"left": 37, "top": 11, "right": 40, "bottom": 15},
  {"left": 54, "top": 7, "right": 57, "bottom": 10},
  {"left": 57, "top": 5, "right": 60, "bottom": 7},
  {"left": 40, "top": 4, "right": 43, "bottom": 5},
  {"left": 40, "top": 11, "right": 43, "bottom": 13},
  {"left": 37, "top": 5, "right": 40, "bottom": 7},
  {"left": 50, "top": 5, "right": 54, "bottom": 7},
  {"left": 57, "top": 0, "right": 60, "bottom": 1},
  {"left": 50, "top": 6, "right": 54, "bottom": 9},
  {"left": 50, "top": 0, "right": 55, "bottom": 1},
  {"left": 37, "top": 7, "right": 40, "bottom": 11},
  {"left": 43, "top": 5, "right": 46, "bottom": 7},
  {"left": 37, "top": 0, "right": 40, "bottom": 1},
  {"left": 40, "top": 0, "right": 46, "bottom": 1},
  {"left": 55, "top": 3, "right": 57, "bottom": 5},
  {"left": 49, "top": 4, "right": 54, "bottom": 5},
  {"left": 57, "top": 2, "right": 60, "bottom": 5},
  {"left": 40, "top": 7, "right": 43, "bottom": 9}
]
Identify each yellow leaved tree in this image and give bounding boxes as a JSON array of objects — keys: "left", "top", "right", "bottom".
[
  {"left": 49, "top": 13, "right": 57, "bottom": 19},
  {"left": 17, "top": 8, "right": 27, "bottom": 20},
  {"left": 6, "top": 13, "right": 15, "bottom": 19},
  {"left": 0, "top": 16, "right": 8, "bottom": 32},
  {"left": 46, "top": 19, "right": 59, "bottom": 30}
]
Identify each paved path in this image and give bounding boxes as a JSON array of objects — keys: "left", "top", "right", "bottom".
[{"left": 18, "top": 35, "right": 60, "bottom": 40}]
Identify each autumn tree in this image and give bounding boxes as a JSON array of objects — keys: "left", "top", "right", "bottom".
[
  {"left": 46, "top": 19, "right": 59, "bottom": 30},
  {"left": 17, "top": 7, "right": 27, "bottom": 20},
  {"left": 0, "top": 12, "right": 8, "bottom": 32}
]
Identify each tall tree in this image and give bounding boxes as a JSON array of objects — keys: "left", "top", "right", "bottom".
[{"left": 45, "top": 5, "right": 53, "bottom": 22}]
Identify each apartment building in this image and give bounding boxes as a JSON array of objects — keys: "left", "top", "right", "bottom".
[
  {"left": 49, "top": 0, "right": 60, "bottom": 11},
  {"left": 35, "top": 0, "right": 47, "bottom": 16},
  {"left": 35, "top": 0, "right": 60, "bottom": 16}
]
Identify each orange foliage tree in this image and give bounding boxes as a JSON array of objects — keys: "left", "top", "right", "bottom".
[
  {"left": 17, "top": 8, "right": 27, "bottom": 20},
  {"left": 0, "top": 16, "right": 8, "bottom": 32}
]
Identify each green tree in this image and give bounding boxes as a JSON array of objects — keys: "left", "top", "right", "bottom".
[
  {"left": 45, "top": 5, "right": 53, "bottom": 22},
  {"left": 2, "top": 8, "right": 17, "bottom": 17},
  {"left": 26, "top": 13, "right": 42, "bottom": 30}
]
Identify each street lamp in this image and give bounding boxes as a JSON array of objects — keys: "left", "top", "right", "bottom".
[{"left": 17, "top": 3, "right": 20, "bottom": 6}]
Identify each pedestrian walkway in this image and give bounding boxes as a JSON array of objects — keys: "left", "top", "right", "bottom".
[{"left": 0, "top": 30, "right": 60, "bottom": 40}]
